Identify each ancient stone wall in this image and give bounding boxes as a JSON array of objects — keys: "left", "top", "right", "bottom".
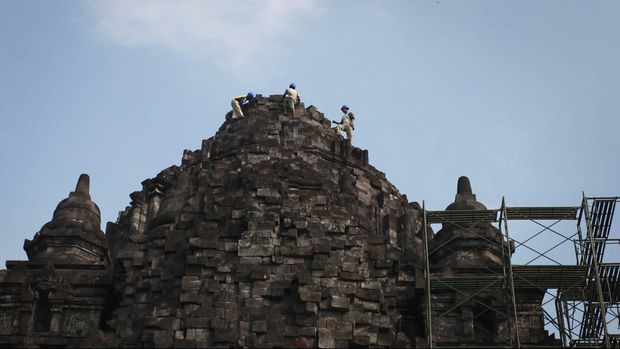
[{"left": 106, "top": 95, "right": 424, "bottom": 347}]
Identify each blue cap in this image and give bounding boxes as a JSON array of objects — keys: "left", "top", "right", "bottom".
[
  {"left": 341, "top": 105, "right": 349, "bottom": 110},
  {"left": 289, "top": 83, "right": 296, "bottom": 89},
  {"left": 247, "top": 92, "right": 254, "bottom": 100}
]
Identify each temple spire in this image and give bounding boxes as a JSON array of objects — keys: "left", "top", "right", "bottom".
[
  {"left": 457, "top": 176, "right": 472, "bottom": 195},
  {"left": 75, "top": 173, "right": 90, "bottom": 196},
  {"left": 24, "top": 173, "right": 107, "bottom": 264},
  {"left": 446, "top": 175, "right": 487, "bottom": 211}
]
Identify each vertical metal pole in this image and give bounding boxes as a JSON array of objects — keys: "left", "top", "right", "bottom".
[
  {"left": 497, "top": 199, "right": 514, "bottom": 346},
  {"left": 563, "top": 298, "right": 574, "bottom": 347},
  {"left": 422, "top": 201, "right": 433, "bottom": 348},
  {"left": 501, "top": 197, "right": 521, "bottom": 348},
  {"left": 556, "top": 291, "right": 569, "bottom": 347},
  {"left": 576, "top": 205, "right": 585, "bottom": 265},
  {"left": 582, "top": 193, "right": 611, "bottom": 348}
]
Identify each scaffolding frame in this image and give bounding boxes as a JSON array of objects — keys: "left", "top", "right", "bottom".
[{"left": 421, "top": 194, "right": 620, "bottom": 348}]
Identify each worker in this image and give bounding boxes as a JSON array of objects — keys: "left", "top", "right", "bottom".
[
  {"left": 333, "top": 105, "right": 355, "bottom": 142},
  {"left": 282, "top": 83, "right": 301, "bottom": 117},
  {"left": 231, "top": 92, "right": 254, "bottom": 119}
]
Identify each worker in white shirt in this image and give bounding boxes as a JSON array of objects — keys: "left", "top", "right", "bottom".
[
  {"left": 282, "top": 83, "right": 301, "bottom": 117},
  {"left": 333, "top": 105, "right": 355, "bottom": 142}
]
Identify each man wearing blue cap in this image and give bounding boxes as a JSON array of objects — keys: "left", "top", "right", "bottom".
[
  {"left": 231, "top": 92, "right": 254, "bottom": 119},
  {"left": 333, "top": 105, "right": 355, "bottom": 142},
  {"left": 282, "top": 83, "right": 301, "bottom": 117}
]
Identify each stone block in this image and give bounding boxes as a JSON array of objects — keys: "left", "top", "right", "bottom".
[
  {"left": 194, "top": 328, "right": 209, "bottom": 342},
  {"left": 223, "top": 242, "right": 238, "bottom": 251},
  {"left": 335, "top": 328, "right": 352, "bottom": 340},
  {"left": 330, "top": 295, "right": 350, "bottom": 311},
  {"left": 306, "top": 302, "right": 318, "bottom": 314},
  {"left": 299, "top": 286, "right": 322, "bottom": 302},
  {"left": 250, "top": 269, "right": 268, "bottom": 280},
  {"left": 180, "top": 293, "right": 199, "bottom": 304},
  {"left": 181, "top": 276, "right": 201, "bottom": 292},
  {"left": 295, "top": 337, "right": 316, "bottom": 348},
  {"left": 369, "top": 269, "right": 389, "bottom": 277},
  {"left": 337, "top": 282, "right": 357, "bottom": 295},
  {"left": 341, "top": 262, "right": 359, "bottom": 273},
  {"left": 340, "top": 271, "right": 364, "bottom": 281},
  {"left": 292, "top": 245, "right": 313, "bottom": 256},
  {"left": 238, "top": 241, "right": 273, "bottom": 257},
  {"left": 231, "top": 209, "right": 245, "bottom": 219},
  {"left": 360, "top": 281, "right": 381, "bottom": 290},
  {"left": 377, "top": 330, "right": 395, "bottom": 346},
  {"left": 313, "top": 243, "right": 330, "bottom": 254},
  {"left": 356, "top": 288, "right": 380, "bottom": 301},
  {"left": 152, "top": 330, "right": 174, "bottom": 348},
  {"left": 174, "top": 330, "right": 184, "bottom": 340},
  {"left": 374, "top": 259, "right": 393, "bottom": 268},
  {"left": 213, "top": 328, "right": 236, "bottom": 343},
  {"left": 362, "top": 301, "right": 380, "bottom": 312},
  {"left": 318, "top": 328, "right": 335, "bottom": 348},
  {"left": 185, "top": 317, "right": 210, "bottom": 328},
  {"left": 251, "top": 320, "right": 267, "bottom": 333},
  {"left": 295, "top": 314, "right": 316, "bottom": 327},
  {"left": 244, "top": 332, "right": 257, "bottom": 347},
  {"left": 299, "top": 326, "right": 317, "bottom": 337},
  {"left": 373, "top": 314, "right": 391, "bottom": 328},
  {"left": 351, "top": 334, "right": 370, "bottom": 346},
  {"left": 310, "top": 259, "right": 325, "bottom": 270},
  {"left": 282, "top": 325, "right": 301, "bottom": 337}
]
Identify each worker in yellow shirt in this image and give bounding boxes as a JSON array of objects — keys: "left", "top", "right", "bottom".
[{"left": 231, "top": 92, "right": 254, "bottom": 119}]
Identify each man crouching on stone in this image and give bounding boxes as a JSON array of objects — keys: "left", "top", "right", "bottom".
[
  {"left": 230, "top": 92, "right": 254, "bottom": 119},
  {"left": 333, "top": 105, "right": 355, "bottom": 143}
]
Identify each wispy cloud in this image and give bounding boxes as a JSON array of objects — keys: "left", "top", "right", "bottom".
[{"left": 87, "top": 0, "right": 323, "bottom": 79}]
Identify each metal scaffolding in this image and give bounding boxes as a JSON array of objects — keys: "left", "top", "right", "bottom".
[{"left": 421, "top": 194, "right": 620, "bottom": 348}]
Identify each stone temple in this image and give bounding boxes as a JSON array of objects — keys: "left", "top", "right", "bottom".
[{"left": 0, "top": 96, "right": 559, "bottom": 347}]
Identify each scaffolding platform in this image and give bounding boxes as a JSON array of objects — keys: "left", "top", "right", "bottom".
[
  {"left": 426, "top": 209, "right": 498, "bottom": 224},
  {"left": 429, "top": 266, "right": 588, "bottom": 290},
  {"left": 505, "top": 206, "right": 580, "bottom": 220},
  {"left": 512, "top": 265, "right": 588, "bottom": 289},
  {"left": 426, "top": 206, "right": 581, "bottom": 224},
  {"left": 421, "top": 195, "right": 620, "bottom": 348}
]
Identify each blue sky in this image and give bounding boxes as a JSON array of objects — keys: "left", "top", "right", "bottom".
[{"left": 1, "top": 0, "right": 619, "bottom": 267}]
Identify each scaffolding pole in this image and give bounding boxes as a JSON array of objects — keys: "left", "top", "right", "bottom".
[
  {"left": 422, "top": 201, "right": 433, "bottom": 348},
  {"left": 500, "top": 197, "right": 521, "bottom": 348}
]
